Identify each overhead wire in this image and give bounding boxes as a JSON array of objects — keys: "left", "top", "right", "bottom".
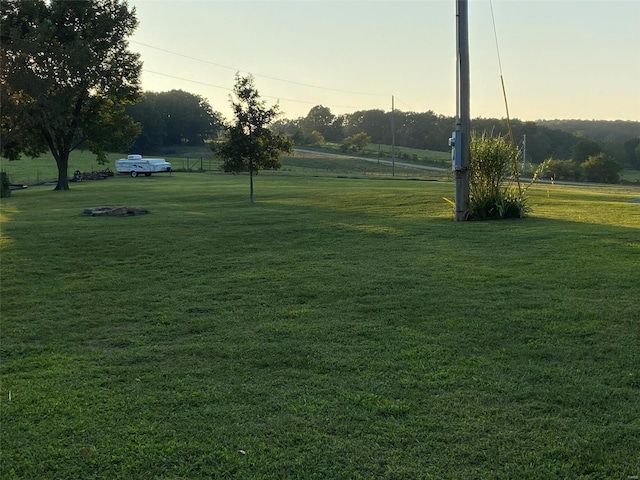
[
  {"left": 489, "top": 0, "right": 522, "bottom": 193},
  {"left": 143, "top": 69, "right": 370, "bottom": 112},
  {"left": 132, "top": 40, "right": 391, "bottom": 98}
]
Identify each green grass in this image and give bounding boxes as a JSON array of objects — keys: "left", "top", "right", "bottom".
[
  {"left": 0, "top": 152, "right": 125, "bottom": 186},
  {"left": 0, "top": 149, "right": 451, "bottom": 186},
  {"left": 622, "top": 169, "right": 640, "bottom": 184},
  {"left": 1, "top": 170, "right": 639, "bottom": 478},
  {"left": 301, "top": 143, "right": 452, "bottom": 168},
  {"left": 280, "top": 152, "right": 451, "bottom": 180}
]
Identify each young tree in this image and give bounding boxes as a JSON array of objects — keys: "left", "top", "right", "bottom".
[
  {"left": 0, "top": 0, "right": 142, "bottom": 190},
  {"left": 215, "top": 74, "right": 292, "bottom": 203},
  {"left": 341, "top": 132, "right": 371, "bottom": 153}
]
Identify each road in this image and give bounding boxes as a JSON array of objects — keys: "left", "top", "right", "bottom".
[
  {"left": 294, "top": 148, "right": 640, "bottom": 189},
  {"left": 294, "top": 148, "right": 450, "bottom": 173}
]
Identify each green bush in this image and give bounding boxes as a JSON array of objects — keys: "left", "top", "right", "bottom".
[
  {"left": 543, "top": 158, "right": 581, "bottom": 182},
  {"left": 468, "top": 132, "right": 526, "bottom": 220},
  {"left": 1, "top": 171, "right": 11, "bottom": 198},
  {"left": 580, "top": 153, "right": 622, "bottom": 183},
  {"left": 340, "top": 132, "right": 371, "bottom": 153}
]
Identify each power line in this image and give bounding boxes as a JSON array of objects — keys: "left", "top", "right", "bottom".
[
  {"left": 143, "top": 69, "right": 368, "bottom": 112},
  {"left": 395, "top": 97, "right": 417, "bottom": 112},
  {"left": 143, "top": 70, "right": 232, "bottom": 91},
  {"left": 488, "top": 0, "right": 504, "bottom": 77},
  {"left": 132, "top": 40, "right": 390, "bottom": 98}
]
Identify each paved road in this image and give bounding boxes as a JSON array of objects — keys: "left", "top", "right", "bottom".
[{"left": 294, "top": 148, "right": 450, "bottom": 173}]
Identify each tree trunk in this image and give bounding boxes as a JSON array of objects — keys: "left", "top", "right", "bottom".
[
  {"left": 249, "top": 126, "right": 254, "bottom": 204},
  {"left": 249, "top": 163, "right": 254, "bottom": 204},
  {"left": 53, "top": 150, "right": 70, "bottom": 191}
]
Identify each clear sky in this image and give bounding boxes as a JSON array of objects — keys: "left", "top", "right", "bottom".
[{"left": 128, "top": 0, "right": 640, "bottom": 123}]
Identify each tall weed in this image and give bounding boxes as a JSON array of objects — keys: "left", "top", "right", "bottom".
[{"left": 468, "top": 132, "right": 526, "bottom": 220}]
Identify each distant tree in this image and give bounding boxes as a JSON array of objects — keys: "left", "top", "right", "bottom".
[
  {"left": 345, "top": 109, "right": 389, "bottom": 144},
  {"left": 126, "top": 90, "right": 222, "bottom": 152},
  {"left": 126, "top": 93, "right": 166, "bottom": 153},
  {"left": 580, "top": 153, "right": 622, "bottom": 184},
  {"left": 215, "top": 74, "right": 292, "bottom": 203},
  {"left": 271, "top": 118, "right": 302, "bottom": 137},
  {"left": 341, "top": 132, "right": 371, "bottom": 153},
  {"left": 154, "top": 90, "right": 221, "bottom": 146},
  {"left": 543, "top": 158, "right": 581, "bottom": 182},
  {"left": 1, "top": 0, "right": 141, "bottom": 190},
  {"left": 301, "top": 105, "right": 345, "bottom": 143},
  {"left": 303, "top": 105, "right": 334, "bottom": 136},
  {"left": 623, "top": 137, "right": 640, "bottom": 170},
  {"left": 537, "top": 119, "right": 640, "bottom": 145},
  {"left": 571, "top": 139, "right": 602, "bottom": 164},
  {"left": 307, "top": 131, "right": 325, "bottom": 145},
  {"left": 325, "top": 114, "right": 346, "bottom": 143}
]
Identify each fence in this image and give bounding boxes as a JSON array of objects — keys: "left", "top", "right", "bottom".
[{"left": 170, "top": 156, "right": 222, "bottom": 172}]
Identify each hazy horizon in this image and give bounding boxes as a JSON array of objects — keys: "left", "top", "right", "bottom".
[{"left": 129, "top": 0, "right": 640, "bottom": 123}]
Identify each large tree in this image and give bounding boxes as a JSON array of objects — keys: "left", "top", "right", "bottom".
[
  {"left": 0, "top": 0, "right": 141, "bottom": 190},
  {"left": 215, "top": 74, "right": 292, "bottom": 204},
  {"left": 153, "top": 90, "right": 221, "bottom": 147},
  {"left": 126, "top": 90, "right": 222, "bottom": 154}
]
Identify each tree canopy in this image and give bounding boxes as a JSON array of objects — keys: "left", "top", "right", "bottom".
[
  {"left": 126, "top": 90, "right": 222, "bottom": 154},
  {"left": 0, "top": 0, "right": 141, "bottom": 190},
  {"left": 275, "top": 105, "right": 639, "bottom": 175},
  {"left": 214, "top": 74, "right": 292, "bottom": 203}
]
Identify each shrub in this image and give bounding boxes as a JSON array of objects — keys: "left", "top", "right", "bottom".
[
  {"left": 341, "top": 132, "right": 371, "bottom": 153},
  {"left": 543, "top": 158, "right": 581, "bottom": 182},
  {"left": 307, "top": 130, "right": 325, "bottom": 146},
  {"left": 580, "top": 153, "right": 622, "bottom": 184},
  {"left": 468, "top": 132, "right": 526, "bottom": 220}
]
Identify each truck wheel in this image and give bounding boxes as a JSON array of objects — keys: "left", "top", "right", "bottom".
[
  {"left": 144, "top": 173, "right": 151, "bottom": 177},
  {"left": 130, "top": 171, "right": 138, "bottom": 177}
]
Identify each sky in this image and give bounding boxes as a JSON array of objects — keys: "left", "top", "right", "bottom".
[{"left": 127, "top": 0, "right": 640, "bottom": 123}]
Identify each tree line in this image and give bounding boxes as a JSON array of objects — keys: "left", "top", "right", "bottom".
[
  {"left": 271, "top": 106, "right": 640, "bottom": 171},
  {"left": 124, "top": 90, "right": 223, "bottom": 153},
  {"left": 123, "top": 97, "right": 640, "bottom": 176}
]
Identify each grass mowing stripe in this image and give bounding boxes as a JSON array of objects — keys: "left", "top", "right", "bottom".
[{"left": 1, "top": 173, "right": 639, "bottom": 478}]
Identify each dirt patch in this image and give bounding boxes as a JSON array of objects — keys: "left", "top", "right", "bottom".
[{"left": 83, "top": 206, "right": 150, "bottom": 216}]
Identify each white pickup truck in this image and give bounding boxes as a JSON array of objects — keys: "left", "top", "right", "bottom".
[{"left": 115, "top": 155, "right": 172, "bottom": 177}]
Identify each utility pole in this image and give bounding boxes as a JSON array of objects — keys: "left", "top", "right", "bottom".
[
  {"left": 451, "top": 0, "right": 470, "bottom": 221},
  {"left": 391, "top": 95, "right": 396, "bottom": 177}
]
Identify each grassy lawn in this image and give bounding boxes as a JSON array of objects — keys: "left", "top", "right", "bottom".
[
  {"left": 622, "top": 169, "right": 640, "bottom": 184},
  {"left": 298, "top": 143, "right": 451, "bottom": 169},
  {"left": 1, "top": 168, "right": 639, "bottom": 478},
  {"left": 1, "top": 150, "right": 451, "bottom": 187}
]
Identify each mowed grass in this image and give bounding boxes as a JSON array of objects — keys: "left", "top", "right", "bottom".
[
  {"left": 1, "top": 171, "right": 639, "bottom": 479},
  {"left": 0, "top": 150, "right": 449, "bottom": 186}
]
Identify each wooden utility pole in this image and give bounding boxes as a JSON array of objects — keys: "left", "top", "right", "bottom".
[{"left": 453, "top": 0, "right": 471, "bottom": 221}]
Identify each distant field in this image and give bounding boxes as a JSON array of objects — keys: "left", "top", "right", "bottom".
[
  {"left": 306, "top": 142, "right": 452, "bottom": 168},
  {"left": 1, "top": 171, "right": 639, "bottom": 478},
  {"left": 5, "top": 146, "right": 635, "bottom": 186},
  {"left": 0, "top": 149, "right": 452, "bottom": 186},
  {"left": 622, "top": 169, "right": 640, "bottom": 183}
]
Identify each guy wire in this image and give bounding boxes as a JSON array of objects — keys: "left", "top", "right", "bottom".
[{"left": 490, "top": 0, "right": 522, "bottom": 193}]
